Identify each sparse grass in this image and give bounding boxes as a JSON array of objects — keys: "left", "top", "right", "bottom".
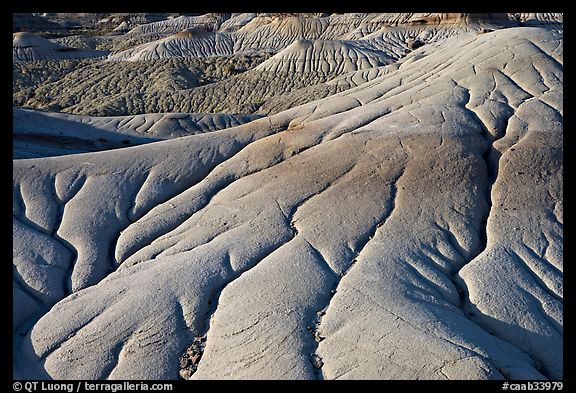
[{"left": 225, "top": 64, "right": 236, "bottom": 74}]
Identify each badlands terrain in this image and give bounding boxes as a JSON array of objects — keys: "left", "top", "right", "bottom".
[{"left": 13, "top": 13, "right": 563, "bottom": 380}]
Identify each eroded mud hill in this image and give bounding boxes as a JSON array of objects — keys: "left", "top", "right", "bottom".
[{"left": 13, "top": 25, "right": 562, "bottom": 380}]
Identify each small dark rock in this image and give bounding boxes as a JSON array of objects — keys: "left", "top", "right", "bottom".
[
  {"left": 190, "top": 353, "right": 202, "bottom": 364},
  {"left": 311, "top": 354, "right": 324, "bottom": 369},
  {"left": 179, "top": 356, "right": 189, "bottom": 368},
  {"left": 179, "top": 368, "right": 192, "bottom": 379},
  {"left": 406, "top": 38, "right": 424, "bottom": 50}
]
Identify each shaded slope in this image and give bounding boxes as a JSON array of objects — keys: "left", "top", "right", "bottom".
[
  {"left": 13, "top": 32, "right": 108, "bottom": 61},
  {"left": 13, "top": 108, "right": 262, "bottom": 158}
]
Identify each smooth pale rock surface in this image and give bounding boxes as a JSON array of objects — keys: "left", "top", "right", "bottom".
[{"left": 13, "top": 23, "right": 562, "bottom": 381}]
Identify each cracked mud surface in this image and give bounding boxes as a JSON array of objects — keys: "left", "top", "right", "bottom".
[{"left": 13, "top": 13, "right": 562, "bottom": 380}]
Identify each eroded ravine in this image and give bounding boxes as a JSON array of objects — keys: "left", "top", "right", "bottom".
[{"left": 307, "top": 170, "right": 404, "bottom": 379}]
